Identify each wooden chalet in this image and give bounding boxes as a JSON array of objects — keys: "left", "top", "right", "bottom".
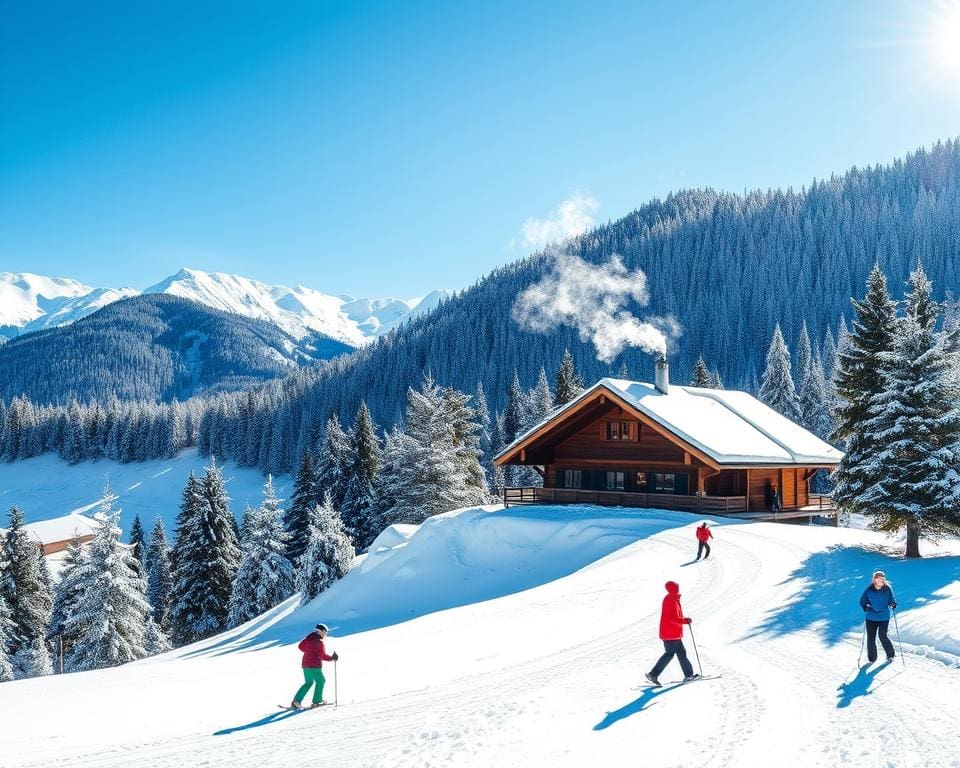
[{"left": 494, "top": 360, "right": 843, "bottom": 522}]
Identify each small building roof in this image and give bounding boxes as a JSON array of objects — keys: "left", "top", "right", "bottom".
[
  {"left": 0, "top": 512, "right": 99, "bottom": 547},
  {"left": 496, "top": 377, "right": 843, "bottom": 467}
]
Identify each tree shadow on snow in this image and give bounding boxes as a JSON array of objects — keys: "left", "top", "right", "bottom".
[
  {"left": 213, "top": 708, "right": 310, "bottom": 736},
  {"left": 743, "top": 544, "right": 960, "bottom": 648},
  {"left": 593, "top": 685, "right": 681, "bottom": 730},
  {"left": 185, "top": 506, "right": 702, "bottom": 659}
]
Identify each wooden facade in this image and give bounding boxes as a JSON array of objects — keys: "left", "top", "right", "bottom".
[{"left": 495, "top": 383, "right": 837, "bottom": 517}]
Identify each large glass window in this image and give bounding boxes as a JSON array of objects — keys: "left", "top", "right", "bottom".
[
  {"left": 558, "top": 469, "right": 582, "bottom": 489},
  {"left": 605, "top": 421, "right": 632, "bottom": 441},
  {"left": 605, "top": 471, "right": 625, "bottom": 490},
  {"left": 654, "top": 473, "right": 676, "bottom": 493}
]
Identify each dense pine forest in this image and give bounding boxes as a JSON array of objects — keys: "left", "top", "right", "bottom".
[{"left": 4, "top": 140, "right": 960, "bottom": 474}]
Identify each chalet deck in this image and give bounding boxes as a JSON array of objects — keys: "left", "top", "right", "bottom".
[{"left": 494, "top": 365, "right": 843, "bottom": 524}]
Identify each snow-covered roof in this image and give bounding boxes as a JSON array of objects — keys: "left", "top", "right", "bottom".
[
  {"left": 497, "top": 377, "right": 843, "bottom": 467},
  {"left": 0, "top": 512, "right": 99, "bottom": 547}
]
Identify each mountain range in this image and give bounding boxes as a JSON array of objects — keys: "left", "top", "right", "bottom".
[{"left": 0, "top": 268, "right": 451, "bottom": 348}]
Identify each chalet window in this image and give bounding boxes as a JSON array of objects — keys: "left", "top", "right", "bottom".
[
  {"left": 558, "top": 469, "right": 582, "bottom": 489},
  {"left": 652, "top": 472, "right": 689, "bottom": 494},
  {"left": 605, "top": 421, "right": 632, "bottom": 441},
  {"left": 634, "top": 472, "right": 648, "bottom": 491},
  {"left": 605, "top": 471, "right": 625, "bottom": 490}
]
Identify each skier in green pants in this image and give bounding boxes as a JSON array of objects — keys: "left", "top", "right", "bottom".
[{"left": 291, "top": 623, "right": 339, "bottom": 709}]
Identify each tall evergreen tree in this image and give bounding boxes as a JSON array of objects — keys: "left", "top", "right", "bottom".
[
  {"left": 796, "top": 321, "right": 813, "bottom": 385},
  {"left": 857, "top": 267, "right": 960, "bottom": 557},
  {"left": 66, "top": 489, "right": 155, "bottom": 671},
  {"left": 759, "top": 324, "right": 801, "bottom": 421},
  {"left": 169, "top": 461, "right": 241, "bottom": 645},
  {"left": 298, "top": 494, "right": 355, "bottom": 603},
  {"left": 316, "top": 414, "right": 351, "bottom": 512},
  {"left": 832, "top": 265, "right": 898, "bottom": 519},
  {"left": 691, "top": 357, "right": 712, "bottom": 387},
  {"left": 284, "top": 455, "right": 319, "bottom": 565},
  {"left": 228, "top": 478, "right": 293, "bottom": 627},
  {"left": 503, "top": 371, "right": 525, "bottom": 443},
  {"left": 798, "top": 352, "right": 833, "bottom": 440},
  {"left": 524, "top": 368, "right": 554, "bottom": 431},
  {"left": 48, "top": 535, "right": 89, "bottom": 663},
  {"left": 2, "top": 507, "right": 52, "bottom": 659},
  {"left": 554, "top": 349, "right": 584, "bottom": 407},
  {"left": 340, "top": 402, "right": 381, "bottom": 549},
  {"left": 128, "top": 514, "right": 147, "bottom": 570},
  {"left": 0, "top": 592, "right": 13, "bottom": 682},
  {"left": 487, "top": 413, "right": 507, "bottom": 497},
  {"left": 146, "top": 517, "right": 173, "bottom": 633}
]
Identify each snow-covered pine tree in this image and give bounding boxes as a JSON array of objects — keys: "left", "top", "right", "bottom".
[
  {"left": 759, "top": 324, "right": 801, "bottom": 421},
  {"left": 691, "top": 357, "right": 711, "bottom": 387},
  {"left": 228, "top": 478, "right": 293, "bottom": 627},
  {"left": 709, "top": 369, "right": 724, "bottom": 389},
  {"left": 488, "top": 413, "right": 507, "bottom": 497},
  {"left": 284, "top": 454, "right": 319, "bottom": 565},
  {"left": 796, "top": 321, "right": 813, "bottom": 385},
  {"left": 554, "top": 349, "right": 584, "bottom": 406},
  {"left": 316, "top": 413, "right": 351, "bottom": 513},
  {"left": 442, "top": 385, "right": 490, "bottom": 505},
  {"left": 474, "top": 382, "right": 492, "bottom": 474},
  {"left": 128, "top": 514, "right": 147, "bottom": 570},
  {"left": 340, "top": 402, "right": 381, "bottom": 549},
  {"left": 857, "top": 265, "right": 960, "bottom": 557},
  {"left": 48, "top": 535, "right": 89, "bottom": 661},
  {"left": 798, "top": 351, "right": 833, "bottom": 440},
  {"left": 832, "top": 265, "right": 898, "bottom": 519},
  {"left": 12, "top": 639, "right": 52, "bottom": 678},
  {"left": 66, "top": 489, "right": 153, "bottom": 671},
  {"left": 524, "top": 368, "right": 554, "bottom": 431},
  {"left": 0, "top": 593, "right": 13, "bottom": 682},
  {"left": 169, "top": 462, "right": 242, "bottom": 645},
  {"left": 298, "top": 494, "right": 354, "bottom": 603},
  {"left": 146, "top": 517, "right": 173, "bottom": 633},
  {"left": 2, "top": 506, "right": 52, "bottom": 659},
  {"left": 503, "top": 371, "right": 524, "bottom": 443}
]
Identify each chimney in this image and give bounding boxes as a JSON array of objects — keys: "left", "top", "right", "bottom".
[{"left": 655, "top": 355, "right": 669, "bottom": 394}]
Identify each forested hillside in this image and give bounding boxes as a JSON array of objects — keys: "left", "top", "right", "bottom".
[{"left": 0, "top": 294, "right": 351, "bottom": 404}]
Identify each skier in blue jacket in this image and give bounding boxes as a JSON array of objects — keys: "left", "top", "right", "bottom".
[{"left": 859, "top": 570, "right": 897, "bottom": 663}]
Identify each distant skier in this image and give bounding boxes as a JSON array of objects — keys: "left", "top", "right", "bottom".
[
  {"left": 695, "top": 522, "right": 713, "bottom": 560},
  {"left": 290, "top": 623, "right": 339, "bottom": 709},
  {"left": 859, "top": 570, "right": 897, "bottom": 663},
  {"left": 645, "top": 581, "right": 699, "bottom": 686}
]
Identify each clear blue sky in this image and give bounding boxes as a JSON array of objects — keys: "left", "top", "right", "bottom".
[{"left": 2, "top": 0, "right": 960, "bottom": 297}]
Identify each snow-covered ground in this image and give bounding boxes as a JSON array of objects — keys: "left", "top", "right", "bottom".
[
  {"left": 0, "top": 448, "right": 286, "bottom": 536},
  {"left": 1, "top": 504, "right": 957, "bottom": 768}
]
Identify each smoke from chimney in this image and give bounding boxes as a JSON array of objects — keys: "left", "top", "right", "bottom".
[{"left": 511, "top": 250, "right": 682, "bottom": 364}]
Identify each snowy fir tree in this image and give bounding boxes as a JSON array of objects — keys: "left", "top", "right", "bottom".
[
  {"left": 759, "top": 324, "right": 801, "bottom": 421},
  {"left": 48, "top": 535, "right": 90, "bottom": 660},
  {"left": 146, "top": 517, "right": 173, "bottom": 633},
  {"left": 524, "top": 368, "right": 554, "bottom": 431},
  {"left": 316, "top": 413, "right": 351, "bottom": 513},
  {"left": 856, "top": 266, "right": 960, "bottom": 557},
  {"left": 2, "top": 506, "right": 52, "bottom": 659},
  {"left": 128, "top": 514, "right": 147, "bottom": 570},
  {"left": 709, "top": 368, "right": 724, "bottom": 389},
  {"left": 503, "top": 372, "right": 524, "bottom": 443},
  {"left": 690, "top": 357, "right": 712, "bottom": 387},
  {"left": 795, "top": 321, "right": 813, "bottom": 385},
  {"left": 487, "top": 413, "right": 507, "bottom": 496},
  {"left": 228, "top": 478, "right": 294, "bottom": 627},
  {"left": 554, "top": 348, "right": 584, "bottom": 406},
  {"left": 298, "top": 494, "right": 354, "bottom": 603},
  {"left": 473, "top": 381, "right": 492, "bottom": 474},
  {"left": 169, "top": 462, "right": 241, "bottom": 645},
  {"left": 66, "top": 489, "right": 154, "bottom": 672},
  {"left": 340, "top": 402, "right": 381, "bottom": 549},
  {"left": 0, "top": 591, "right": 14, "bottom": 682},
  {"left": 798, "top": 352, "right": 833, "bottom": 440},
  {"left": 12, "top": 639, "right": 52, "bottom": 679},
  {"left": 832, "top": 265, "right": 898, "bottom": 518},
  {"left": 284, "top": 454, "right": 320, "bottom": 565}
]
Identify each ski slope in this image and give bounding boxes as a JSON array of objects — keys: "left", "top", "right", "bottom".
[{"left": 1, "top": 505, "right": 958, "bottom": 768}]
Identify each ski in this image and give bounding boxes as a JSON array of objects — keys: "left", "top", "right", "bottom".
[
  {"left": 637, "top": 674, "right": 723, "bottom": 689},
  {"left": 277, "top": 703, "right": 333, "bottom": 712}
]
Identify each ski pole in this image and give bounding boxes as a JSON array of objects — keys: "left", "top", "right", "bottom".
[
  {"left": 334, "top": 659, "right": 338, "bottom": 708},
  {"left": 688, "top": 623, "right": 704, "bottom": 677},
  {"left": 891, "top": 608, "right": 906, "bottom": 669}
]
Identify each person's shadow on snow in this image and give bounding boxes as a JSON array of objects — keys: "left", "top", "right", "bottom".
[
  {"left": 593, "top": 686, "right": 678, "bottom": 730},
  {"left": 213, "top": 708, "right": 310, "bottom": 736},
  {"left": 836, "top": 662, "right": 902, "bottom": 709}
]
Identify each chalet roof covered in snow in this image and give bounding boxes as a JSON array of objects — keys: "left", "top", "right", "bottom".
[
  {"left": 0, "top": 512, "right": 99, "bottom": 547},
  {"left": 496, "top": 377, "right": 843, "bottom": 467}
]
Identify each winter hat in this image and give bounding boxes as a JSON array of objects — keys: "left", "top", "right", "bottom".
[
  {"left": 665, "top": 581, "right": 680, "bottom": 595},
  {"left": 316, "top": 623, "right": 328, "bottom": 632}
]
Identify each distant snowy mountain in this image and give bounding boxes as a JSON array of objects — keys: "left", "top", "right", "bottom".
[{"left": 0, "top": 268, "right": 450, "bottom": 349}]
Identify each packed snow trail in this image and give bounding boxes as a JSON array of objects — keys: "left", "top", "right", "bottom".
[{"left": 1, "top": 505, "right": 958, "bottom": 768}]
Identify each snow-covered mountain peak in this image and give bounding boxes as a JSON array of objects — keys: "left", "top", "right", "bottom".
[{"left": 0, "top": 272, "right": 94, "bottom": 329}]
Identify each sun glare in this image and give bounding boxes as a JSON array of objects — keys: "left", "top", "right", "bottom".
[{"left": 933, "top": 4, "right": 960, "bottom": 77}]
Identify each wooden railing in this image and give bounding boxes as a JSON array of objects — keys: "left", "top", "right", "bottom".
[{"left": 503, "top": 487, "right": 748, "bottom": 514}]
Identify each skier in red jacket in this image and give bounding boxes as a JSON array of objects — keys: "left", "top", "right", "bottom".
[
  {"left": 695, "top": 522, "right": 713, "bottom": 561},
  {"left": 290, "top": 623, "right": 339, "bottom": 709},
  {"left": 645, "top": 581, "right": 698, "bottom": 686}
]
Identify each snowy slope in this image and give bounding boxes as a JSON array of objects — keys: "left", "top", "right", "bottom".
[
  {"left": 0, "top": 268, "right": 449, "bottom": 347},
  {"left": 0, "top": 448, "right": 287, "bottom": 537},
  {"left": 1, "top": 505, "right": 958, "bottom": 768}
]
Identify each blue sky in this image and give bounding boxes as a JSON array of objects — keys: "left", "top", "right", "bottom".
[{"left": 2, "top": 0, "right": 960, "bottom": 297}]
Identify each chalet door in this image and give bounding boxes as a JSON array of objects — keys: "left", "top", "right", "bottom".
[{"left": 782, "top": 469, "right": 797, "bottom": 507}]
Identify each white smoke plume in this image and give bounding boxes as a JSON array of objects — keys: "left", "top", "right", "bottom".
[{"left": 512, "top": 251, "right": 681, "bottom": 363}]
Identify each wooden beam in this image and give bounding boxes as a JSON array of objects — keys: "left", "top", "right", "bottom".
[{"left": 684, "top": 452, "right": 692, "bottom": 465}]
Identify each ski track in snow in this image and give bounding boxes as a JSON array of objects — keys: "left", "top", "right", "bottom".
[{"left": 4, "top": 510, "right": 960, "bottom": 768}]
